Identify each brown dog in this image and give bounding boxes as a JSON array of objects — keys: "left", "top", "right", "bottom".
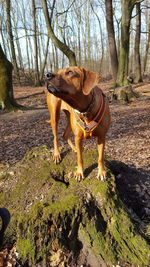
[{"left": 45, "top": 66, "right": 110, "bottom": 181}]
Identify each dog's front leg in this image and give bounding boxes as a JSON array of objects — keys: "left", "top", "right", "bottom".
[
  {"left": 75, "top": 135, "right": 84, "bottom": 182},
  {"left": 47, "top": 94, "right": 61, "bottom": 164},
  {"left": 51, "top": 116, "right": 61, "bottom": 164},
  {"left": 97, "top": 137, "right": 106, "bottom": 181},
  {"left": 50, "top": 106, "right": 61, "bottom": 164}
]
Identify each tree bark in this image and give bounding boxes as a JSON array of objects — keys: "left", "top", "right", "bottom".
[
  {"left": 116, "top": 0, "right": 135, "bottom": 86},
  {"left": 12, "top": 12, "right": 24, "bottom": 73},
  {"left": 41, "top": 0, "right": 77, "bottom": 67},
  {"left": 144, "top": 21, "right": 150, "bottom": 74},
  {"left": 90, "top": 3, "right": 104, "bottom": 74},
  {"left": 40, "top": 37, "right": 50, "bottom": 80},
  {"left": 0, "top": 44, "right": 16, "bottom": 110},
  {"left": 20, "top": 0, "right": 32, "bottom": 74},
  {"left": 32, "top": 0, "right": 41, "bottom": 86},
  {"left": 73, "top": 3, "right": 82, "bottom": 66},
  {"left": 105, "top": 0, "right": 118, "bottom": 81},
  {"left": 133, "top": 3, "right": 142, "bottom": 83},
  {"left": 0, "top": 5, "right": 7, "bottom": 56},
  {"left": 6, "top": 0, "right": 20, "bottom": 80}
]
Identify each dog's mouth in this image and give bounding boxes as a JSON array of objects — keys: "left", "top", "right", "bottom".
[{"left": 46, "top": 82, "right": 68, "bottom": 95}]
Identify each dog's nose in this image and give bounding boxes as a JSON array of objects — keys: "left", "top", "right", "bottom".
[{"left": 45, "top": 72, "right": 55, "bottom": 80}]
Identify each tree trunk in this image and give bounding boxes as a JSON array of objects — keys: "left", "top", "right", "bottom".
[
  {"left": 40, "top": 37, "right": 49, "bottom": 80},
  {"left": 0, "top": 6, "right": 7, "bottom": 56},
  {"left": 90, "top": 3, "right": 104, "bottom": 74},
  {"left": 143, "top": 21, "right": 150, "bottom": 74},
  {"left": 105, "top": 0, "right": 118, "bottom": 81},
  {"left": 133, "top": 3, "right": 143, "bottom": 83},
  {"left": 6, "top": 0, "right": 20, "bottom": 80},
  {"left": 1, "top": 147, "right": 149, "bottom": 266},
  {"left": 0, "top": 44, "right": 16, "bottom": 110},
  {"left": 32, "top": 0, "right": 41, "bottom": 86},
  {"left": 73, "top": 5, "right": 82, "bottom": 66},
  {"left": 20, "top": 0, "right": 31, "bottom": 74},
  {"left": 87, "top": 1, "right": 91, "bottom": 69},
  {"left": 41, "top": 0, "right": 77, "bottom": 67},
  {"left": 12, "top": 13, "right": 24, "bottom": 73},
  {"left": 116, "top": 0, "right": 135, "bottom": 86}
]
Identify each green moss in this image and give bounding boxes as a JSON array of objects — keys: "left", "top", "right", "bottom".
[
  {"left": 0, "top": 192, "right": 6, "bottom": 203},
  {"left": 107, "top": 209, "right": 150, "bottom": 264},
  {"left": 91, "top": 180, "right": 109, "bottom": 197},
  {"left": 16, "top": 193, "right": 81, "bottom": 264},
  {"left": 84, "top": 149, "right": 98, "bottom": 166},
  {"left": 44, "top": 193, "right": 80, "bottom": 219},
  {"left": 1, "top": 147, "right": 150, "bottom": 265},
  {"left": 17, "top": 239, "right": 35, "bottom": 263},
  {"left": 79, "top": 221, "right": 117, "bottom": 264}
]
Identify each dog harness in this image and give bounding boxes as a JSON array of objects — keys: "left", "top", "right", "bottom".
[{"left": 74, "top": 89, "right": 106, "bottom": 139}]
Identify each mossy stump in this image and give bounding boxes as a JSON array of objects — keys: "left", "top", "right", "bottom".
[
  {"left": 0, "top": 146, "right": 149, "bottom": 266},
  {"left": 107, "top": 86, "right": 139, "bottom": 103}
]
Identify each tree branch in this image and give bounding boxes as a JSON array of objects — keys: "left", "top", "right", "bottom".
[{"left": 56, "top": 0, "right": 76, "bottom": 16}]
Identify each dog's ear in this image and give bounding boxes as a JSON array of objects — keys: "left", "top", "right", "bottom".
[{"left": 82, "top": 68, "right": 100, "bottom": 95}]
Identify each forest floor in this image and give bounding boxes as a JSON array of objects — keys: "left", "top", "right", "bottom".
[{"left": 0, "top": 81, "right": 150, "bottom": 222}]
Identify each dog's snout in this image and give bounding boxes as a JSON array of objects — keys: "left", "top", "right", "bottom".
[{"left": 45, "top": 72, "right": 55, "bottom": 80}]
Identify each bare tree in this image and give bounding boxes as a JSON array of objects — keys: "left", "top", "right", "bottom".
[
  {"left": 105, "top": 0, "right": 118, "bottom": 81},
  {"left": 6, "top": 0, "right": 20, "bottom": 80},
  {"left": 0, "top": 3, "right": 7, "bottom": 56},
  {"left": 116, "top": 0, "right": 142, "bottom": 86},
  {"left": 73, "top": 2, "right": 82, "bottom": 66},
  {"left": 18, "top": 0, "right": 32, "bottom": 74},
  {"left": 12, "top": 5, "right": 24, "bottom": 72},
  {"left": 0, "top": 44, "right": 16, "bottom": 110},
  {"left": 90, "top": 2, "right": 104, "bottom": 74},
  {"left": 32, "top": 0, "right": 41, "bottom": 85},
  {"left": 143, "top": 6, "right": 150, "bottom": 74},
  {"left": 41, "top": 0, "right": 77, "bottom": 66},
  {"left": 133, "top": 2, "right": 143, "bottom": 83}
]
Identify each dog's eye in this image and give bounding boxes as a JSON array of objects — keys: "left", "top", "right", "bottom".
[{"left": 66, "top": 70, "right": 74, "bottom": 76}]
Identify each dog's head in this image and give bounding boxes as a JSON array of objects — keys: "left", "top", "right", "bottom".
[
  {"left": 45, "top": 66, "right": 100, "bottom": 96},
  {"left": 45, "top": 67, "right": 100, "bottom": 111}
]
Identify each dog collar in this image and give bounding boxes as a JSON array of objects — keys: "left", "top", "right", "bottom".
[
  {"left": 74, "top": 90, "right": 106, "bottom": 139},
  {"left": 74, "top": 91, "right": 95, "bottom": 116}
]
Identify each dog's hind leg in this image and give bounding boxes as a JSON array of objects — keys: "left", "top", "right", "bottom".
[{"left": 63, "top": 110, "right": 76, "bottom": 152}]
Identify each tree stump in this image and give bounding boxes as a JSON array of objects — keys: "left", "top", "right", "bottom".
[
  {"left": 0, "top": 146, "right": 149, "bottom": 266},
  {"left": 107, "top": 86, "right": 139, "bottom": 103}
]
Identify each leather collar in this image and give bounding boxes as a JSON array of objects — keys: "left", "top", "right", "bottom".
[{"left": 74, "top": 89, "right": 106, "bottom": 138}]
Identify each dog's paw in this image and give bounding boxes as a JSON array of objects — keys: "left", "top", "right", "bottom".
[
  {"left": 97, "top": 176, "right": 107, "bottom": 182},
  {"left": 53, "top": 153, "right": 61, "bottom": 164},
  {"left": 75, "top": 172, "right": 84, "bottom": 182},
  {"left": 97, "top": 170, "right": 107, "bottom": 181}
]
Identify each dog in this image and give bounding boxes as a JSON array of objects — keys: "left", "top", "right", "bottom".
[{"left": 45, "top": 66, "right": 110, "bottom": 181}]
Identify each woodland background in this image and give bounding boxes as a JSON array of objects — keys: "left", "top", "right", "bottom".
[
  {"left": 0, "top": 0, "right": 150, "bottom": 89},
  {"left": 0, "top": 1, "right": 150, "bottom": 265}
]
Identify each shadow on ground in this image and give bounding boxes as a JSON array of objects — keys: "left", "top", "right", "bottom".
[{"left": 107, "top": 160, "right": 150, "bottom": 223}]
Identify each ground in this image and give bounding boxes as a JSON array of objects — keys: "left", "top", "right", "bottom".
[{"left": 0, "top": 82, "right": 150, "bottom": 265}]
